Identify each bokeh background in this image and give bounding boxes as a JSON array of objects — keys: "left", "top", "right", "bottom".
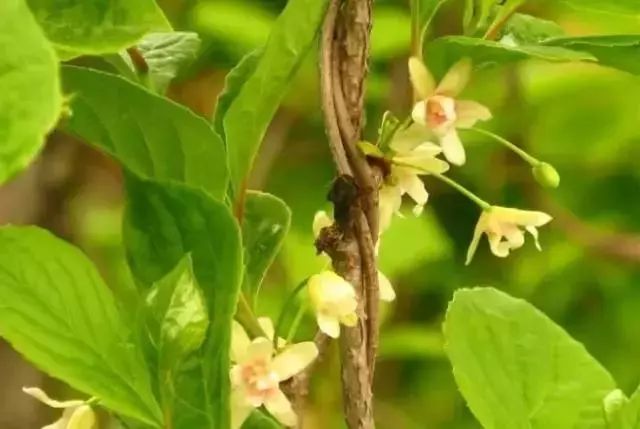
[{"left": 1, "top": 0, "right": 639, "bottom": 428}]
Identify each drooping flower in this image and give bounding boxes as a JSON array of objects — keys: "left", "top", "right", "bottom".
[
  {"left": 230, "top": 320, "right": 318, "bottom": 428},
  {"left": 465, "top": 206, "right": 553, "bottom": 264},
  {"left": 308, "top": 270, "right": 359, "bottom": 338},
  {"left": 379, "top": 125, "right": 449, "bottom": 230},
  {"left": 22, "top": 387, "right": 96, "bottom": 429},
  {"left": 311, "top": 212, "right": 396, "bottom": 337},
  {"left": 409, "top": 56, "right": 492, "bottom": 166}
]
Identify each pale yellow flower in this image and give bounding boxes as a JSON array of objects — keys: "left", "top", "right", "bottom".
[
  {"left": 22, "top": 387, "right": 96, "bottom": 429},
  {"left": 308, "top": 270, "right": 358, "bottom": 338},
  {"left": 379, "top": 125, "right": 449, "bottom": 230},
  {"left": 230, "top": 321, "right": 318, "bottom": 428},
  {"left": 466, "top": 206, "right": 553, "bottom": 264},
  {"left": 409, "top": 57, "right": 492, "bottom": 166}
]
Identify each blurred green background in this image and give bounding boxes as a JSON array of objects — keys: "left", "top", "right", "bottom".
[{"left": 0, "top": 0, "right": 639, "bottom": 428}]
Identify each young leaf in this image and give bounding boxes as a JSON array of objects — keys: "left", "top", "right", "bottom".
[
  {"left": 61, "top": 66, "right": 228, "bottom": 200},
  {"left": 135, "top": 32, "right": 202, "bottom": 93},
  {"left": 223, "top": 0, "right": 329, "bottom": 190},
  {"left": 0, "top": 0, "right": 62, "bottom": 184},
  {"left": 543, "top": 35, "right": 640, "bottom": 75},
  {"left": 26, "top": 0, "right": 171, "bottom": 60},
  {"left": 145, "top": 255, "right": 208, "bottom": 371},
  {"left": 502, "top": 13, "right": 565, "bottom": 44},
  {"left": 425, "top": 35, "right": 596, "bottom": 75},
  {"left": 0, "top": 226, "right": 162, "bottom": 426},
  {"left": 214, "top": 49, "right": 263, "bottom": 144},
  {"left": 123, "top": 174, "right": 243, "bottom": 429},
  {"left": 242, "top": 191, "right": 291, "bottom": 307},
  {"left": 444, "top": 287, "right": 616, "bottom": 429}
]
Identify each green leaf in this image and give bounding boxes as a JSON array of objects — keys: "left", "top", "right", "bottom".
[
  {"left": 61, "top": 66, "right": 228, "bottom": 200},
  {"left": 26, "top": 0, "right": 171, "bottom": 60},
  {"left": 134, "top": 32, "right": 201, "bottom": 93},
  {"left": 242, "top": 410, "right": 283, "bottom": 428},
  {"left": 425, "top": 35, "right": 596, "bottom": 75},
  {"left": 444, "top": 287, "right": 616, "bottom": 429},
  {"left": 145, "top": 255, "right": 208, "bottom": 371},
  {"left": 543, "top": 35, "right": 640, "bottom": 75},
  {"left": 242, "top": 191, "right": 291, "bottom": 307},
  {"left": 502, "top": 13, "right": 565, "bottom": 44},
  {"left": 213, "top": 49, "right": 263, "bottom": 144},
  {"left": 222, "top": 0, "right": 329, "bottom": 191},
  {"left": 0, "top": 0, "right": 62, "bottom": 184},
  {"left": 123, "top": 174, "right": 242, "bottom": 429},
  {"left": 559, "top": 0, "right": 640, "bottom": 15},
  {"left": 0, "top": 226, "right": 162, "bottom": 426}
]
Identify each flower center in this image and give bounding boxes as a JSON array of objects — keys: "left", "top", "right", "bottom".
[
  {"left": 426, "top": 95, "right": 456, "bottom": 131},
  {"left": 240, "top": 359, "right": 280, "bottom": 405}
]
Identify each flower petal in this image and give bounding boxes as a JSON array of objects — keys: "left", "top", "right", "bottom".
[
  {"left": 22, "top": 387, "right": 84, "bottom": 409},
  {"left": 526, "top": 225, "right": 543, "bottom": 250},
  {"left": 455, "top": 100, "right": 492, "bottom": 129},
  {"left": 231, "top": 321, "right": 251, "bottom": 363},
  {"left": 465, "top": 213, "right": 487, "bottom": 265},
  {"left": 439, "top": 129, "right": 466, "bottom": 166},
  {"left": 408, "top": 57, "right": 436, "bottom": 99},
  {"left": 340, "top": 311, "right": 359, "bottom": 327},
  {"left": 493, "top": 207, "right": 552, "bottom": 227},
  {"left": 66, "top": 405, "right": 95, "bottom": 429},
  {"left": 397, "top": 171, "right": 428, "bottom": 207},
  {"left": 317, "top": 313, "right": 341, "bottom": 338},
  {"left": 265, "top": 388, "right": 297, "bottom": 428},
  {"left": 231, "top": 388, "right": 255, "bottom": 429},
  {"left": 488, "top": 233, "right": 510, "bottom": 258},
  {"left": 411, "top": 101, "right": 427, "bottom": 126},
  {"left": 503, "top": 224, "right": 525, "bottom": 250},
  {"left": 258, "top": 317, "right": 275, "bottom": 340},
  {"left": 379, "top": 184, "right": 403, "bottom": 232},
  {"left": 378, "top": 271, "right": 396, "bottom": 302},
  {"left": 272, "top": 342, "right": 318, "bottom": 381},
  {"left": 313, "top": 211, "right": 333, "bottom": 238},
  {"left": 390, "top": 123, "right": 434, "bottom": 154},
  {"left": 436, "top": 58, "right": 472, "bottom": 97},
  {"left": 246, "top": 338, "right": 273, "bottom": 363}
]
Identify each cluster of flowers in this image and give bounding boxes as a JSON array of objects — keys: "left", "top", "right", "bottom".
[{"left": 22, "top": 57, "right": 554, "bottom": 429}]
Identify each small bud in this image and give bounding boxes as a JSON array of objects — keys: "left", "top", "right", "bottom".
[
  {"left": 603, "top": 389, "right": 628, "bottom": 421},
  {"left": 532, "top": 162, "right": 560, "bottom": 188}
]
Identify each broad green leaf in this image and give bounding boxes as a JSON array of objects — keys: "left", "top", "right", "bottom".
[
  {"left": 0, "top": 226, "right": 162, "bottom": 426},
  {"left": 559, "top": 0, "right": 640, "bottom": 15},
  {"left": 223, "top": 0, "right": 329, "bottom": 191},
  {"left": 27, "top": 0, "right": 171, "bottom": 60},
  {"left": 242, "top": 410, "right": 282, "bottom": 428},
  {"left": 62, "top": 66, "right": 228, "bottom": 200},
  {"left": 145, "top": 255, "right": 208, "bottom": 371},
  {"left": 242, "top": 191, "right": 291, "bottom": 307},
  {"left": 425, "top": 36, "right": 596, "bottom": 75},
  {"left": 214, "top": 49, "right": 263, "bottom": 144},
  {"left": 0, "top": 0, "right": 62, "bottom": 184},
  {"left": 444, "top": 287, "right": 615, "bottom": 429},
  {"left": 543, "top": 35, "right": 640, "bottom": 75},
  {"left": 123, "top": 174, "right": 242, "bottom": 429},
  {"left": 502, "top": 13, "right": 565, "bottom": 44},
  {"left": 411, "top": 0, "right": 450, "bottom": 46},
  {"left": 135, "top": 32, "right": 201, "bottom": 93}
]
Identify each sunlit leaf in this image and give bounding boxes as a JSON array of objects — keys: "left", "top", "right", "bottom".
[
  {"left": 502, "top": 13, "right": 565, "bottom": 44},
  {"left": 0, "top": 226, "right": 162, "bottom": 426},
  {"left": 543, "top": 35, "right": 640, "bottom": 75},
  {"left": 0, "top": 0, "right": 62, "bottom": 184},
  {"left": 124, "top": 174, "right": 242, "bottom": 428},
  {"left": 62, "top": 66, "right": 228, "bottom": 200},
  {"left": 242, "top": 191, "right": 291, "bottom": 307},
  {"left": 27, "top": 0, "right": 171, "bottom": 60},
  {"left": 222, "top": 0, "right": 329, "bottom": 191},
  {"left": 559, "top": 0, "right": 640, "bottom": 15},
  {"left": 444, "top": 287, "right": 615, "bottom": 429}
]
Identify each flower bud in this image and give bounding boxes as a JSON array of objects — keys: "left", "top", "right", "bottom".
[{"left": 532, "top": 162, "right": 560, "bottom": 188}]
